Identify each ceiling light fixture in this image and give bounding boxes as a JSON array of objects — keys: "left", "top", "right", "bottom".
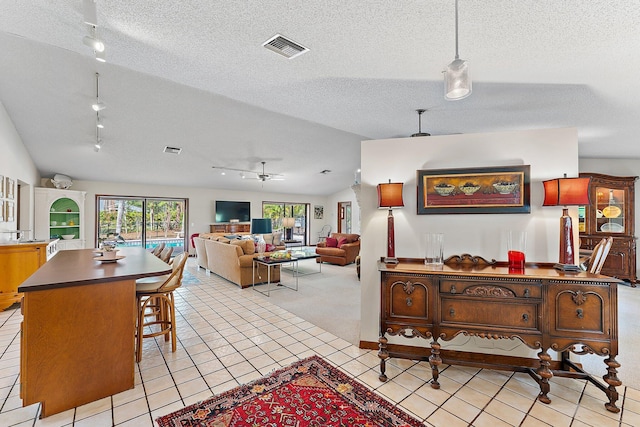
[
  {"left": 83, "top": 34, "right": 105, "bottom": 53},
  {"left": 410, "top": 109, "right": 431, "bottom": 137},
  {"left": 92, "top": 72, "right": 105, "bottom": 111},
  {"left": 444, "top": 0, "right": 471, "bottom": 100},
  {"left": 96, "top": 116, "right": 104, "bottom": 129}
]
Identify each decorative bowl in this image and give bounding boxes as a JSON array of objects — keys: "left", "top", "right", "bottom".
[
  {"left": 61, "top": 234, "right": 75, "bottom": 240},
  {"left": 459, "top": 183, "right": 481, "bottom": 195},
  {"left": 434, "top": 183, "right": 456, "bottom": 196},
  {"left": 493, "top": 182, "right": 517, "bottom": 194}
]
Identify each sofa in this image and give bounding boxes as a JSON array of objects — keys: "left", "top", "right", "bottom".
[
  {"left": 194, "top": 234, "right": 284, "bottom": 288},
  {"left": 315, "top": 233, "right": 361, "bottom": 266}
]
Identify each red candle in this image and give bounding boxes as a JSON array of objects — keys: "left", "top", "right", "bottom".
[{"left": 508, "top": 250, "right": 525, "bottom": 272}]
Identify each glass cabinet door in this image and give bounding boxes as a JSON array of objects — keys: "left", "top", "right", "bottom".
[{"left": 594, "top": 187, "right": 625, "bottom": 234}]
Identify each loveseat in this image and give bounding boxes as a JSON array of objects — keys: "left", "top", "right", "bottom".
[
  {"left": 315, "top": 233, "right": 361, "bottom": 266},
  {"left": 194, "top": 234, "right": 284, "bottom": 288}
]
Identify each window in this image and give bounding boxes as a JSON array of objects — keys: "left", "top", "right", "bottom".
[
  {"left": 262, "top": 202, "right": 309, "bottom": 244},
  {"left": 96, "top": 196, "right": 188, "bottom": 255}
]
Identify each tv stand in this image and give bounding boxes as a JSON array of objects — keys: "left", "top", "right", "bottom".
[{"left": 210, "top": 223, "right": 251, "bottom": 233}]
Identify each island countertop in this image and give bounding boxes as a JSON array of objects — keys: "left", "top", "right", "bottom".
[{"left": 18, "top": 247, "right": 171, "bottom": 292}]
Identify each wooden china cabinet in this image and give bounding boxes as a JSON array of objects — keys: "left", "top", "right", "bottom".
[{"left": 579, "top": 173, "right": 637, "bottom": 284}]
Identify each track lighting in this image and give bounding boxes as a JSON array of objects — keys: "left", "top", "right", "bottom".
[
  {"left": 83, "top": 35, "right": 105, "bottom": 53},
  {"left": 92, "top": 101, "right": 105, "bottom": 111},
  {"left": 96, "top": 114, "right": 103, "bottom": 129},
  {"left": 95, "top": 49, "right": 106, "bottom": 62},
  {"left": 94, "top": 139, "right": 102, "bottom": 151}
]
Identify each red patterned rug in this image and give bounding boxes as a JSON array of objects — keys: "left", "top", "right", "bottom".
[{"left": 156, "top": 355, "right": 423, "bottom": 427}]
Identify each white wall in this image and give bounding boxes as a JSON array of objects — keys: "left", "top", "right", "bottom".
[
  {"left": 61, "top": 179, "right": 330, "bottom": 247},
  {"left": 325, "top": 185, "right": 361, "bottom": 236},
  {"left": 579, "top": 158, "right": 640, "bottom": 274},
  {"left": 359, "top": 127, "right": 579, "bottom": 357},
  {"left": 0, "top": 101, "right": 39, "bottom": 242}
]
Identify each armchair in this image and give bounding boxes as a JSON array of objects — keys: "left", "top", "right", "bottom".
[{"left": 315, "top": 233, "right": 360, "bottom": 266}]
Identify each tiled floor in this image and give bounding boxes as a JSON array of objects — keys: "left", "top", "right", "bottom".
[{"left": 0, "top": 259, "right": 638, "bottom": 426}]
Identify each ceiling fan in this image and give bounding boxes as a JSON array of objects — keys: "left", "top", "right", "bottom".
[{"left": 212, "top": 161, "right": 284, "bottom": 182}]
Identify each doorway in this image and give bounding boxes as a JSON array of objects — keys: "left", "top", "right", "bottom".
[{"left": 337, "top": 201, "right": 352, "bottom": 233}]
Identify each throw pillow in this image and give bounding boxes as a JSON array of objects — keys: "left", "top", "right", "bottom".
[
  {"left": 265, "top": 243, "right": 276, "bottom": 252},
  {"left": 337, "top": 237, "right": 348, "bottom": 248},
  {"left": 242, "top": 239, "right": 255, "bottom": 255},
  {"left": 272, "top": 231, "right": 283, "bottom": 246},
  {"left": 326, "top": 237, "right": 338, "bottom": 248},
  {"left": 230, "top": 239, "right": 245, "bottom": 254}
]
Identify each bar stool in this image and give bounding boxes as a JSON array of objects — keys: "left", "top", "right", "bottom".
[{"left": 135, "top": 252, "right": 188, "bottom": 362}]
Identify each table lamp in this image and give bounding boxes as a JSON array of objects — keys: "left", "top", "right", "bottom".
[
  {"left": 377, "top": 180, "right": 404, "bottom": 264},
  {"left": 251, "top": 218, "right": 272, "bottom": 254},
  {"left": 283, "top": 217, "right": 295, "bottom": 241},
  {"left": 542, "top": 174, "right": 591, "bottom": 265}
]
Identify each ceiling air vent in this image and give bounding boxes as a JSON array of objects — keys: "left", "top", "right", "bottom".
[
  {"left": 163, "top": 146, "right": 182, "bottom": 154},
  {"left": 263, "top": 34, "right": 309, "bottom": 59}
]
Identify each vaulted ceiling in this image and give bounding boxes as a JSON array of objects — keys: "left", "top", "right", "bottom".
[{"left": 1, "top": 1, "right": 638, "bottom": 195}]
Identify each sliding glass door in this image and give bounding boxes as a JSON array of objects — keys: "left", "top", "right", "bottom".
[
  {"left": 96, "top": 196, "right": 187, "bottom": 254},
  {"left": 262, "top": 202, "right": 309, "bottom": 245}
]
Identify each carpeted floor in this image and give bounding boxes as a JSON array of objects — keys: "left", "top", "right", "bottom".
[{"left": 255, "top": 260, "right": 362, "bottom": 346}]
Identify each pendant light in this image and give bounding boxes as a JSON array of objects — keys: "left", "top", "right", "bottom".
[{"left": 444, "top": 0, "right": 471, "bottom": 100}]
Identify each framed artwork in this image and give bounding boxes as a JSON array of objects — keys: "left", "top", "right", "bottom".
[
  {"left": 6, "top": 177, "right": 14, "bottom": 200},
  {"left": 314, "top": 205, "right": 324, "bottom": 219},
  {"left": 417, "top": 165, "right": 531, "bottom": 214},
  {"left": 5, "top": 201, "right": 14, "bottom": 222},
  {"left": 0, "top": 200, "right": 3, "bottom": 222},
  {"left": 0, "top": 175, "right": 4, "bottom": 198}
]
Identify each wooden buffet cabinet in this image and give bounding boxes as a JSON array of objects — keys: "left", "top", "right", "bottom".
[
  {"left": 579, "top": 173, "right": 637, "bottom": 284},
  {"left": 378, "top": 257, "right": 622, "bottom": 413},
  {"left": 209, "top": 223, "right": 251, "bottom": 233}
]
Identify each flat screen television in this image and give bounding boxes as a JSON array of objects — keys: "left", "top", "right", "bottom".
[{"left": 215, "top": 200, "right": 251, "bottom": 223}]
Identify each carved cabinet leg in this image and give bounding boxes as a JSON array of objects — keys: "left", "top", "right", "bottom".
[
  {"left": 378, "top": 335, "right": 389, "bottom": 382},
  {"left": 429, "top": 340, "right": 442, "bottom": 389},
  {"left": 603, "top": 356, "right": 621, "bottom": 413},
  {"left": 536, "top": 349, "right": 552, "bottom": 404}
]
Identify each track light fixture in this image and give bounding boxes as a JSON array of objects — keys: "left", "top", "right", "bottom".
[
  {"left": 92, "top": 72, "right": 105, "bottom": 111},
  {"left": 444, "top": 0, "right": 471, "bottom": 100},
  {"left": 96, "top": 115, "right": 104, "bottom": 129},
  {"left": 83, "top": 34, "right": 105, "bottom": 53}
]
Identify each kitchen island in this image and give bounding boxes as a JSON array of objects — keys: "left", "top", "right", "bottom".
[{"left": 18, "top": 247, "right": 171, "bottom": 418}]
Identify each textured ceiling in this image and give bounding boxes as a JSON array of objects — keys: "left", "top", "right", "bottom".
[{"left": 1, "top": 1, "right": 639, "bottom": 195}]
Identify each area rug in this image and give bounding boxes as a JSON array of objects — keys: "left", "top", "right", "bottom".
[{"left": 156, "top": 355, "right": 423, "bottom": 427}]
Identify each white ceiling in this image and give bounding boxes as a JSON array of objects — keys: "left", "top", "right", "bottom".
[{"left": 1, "top": 1, "right": 639, "bottom": 195}]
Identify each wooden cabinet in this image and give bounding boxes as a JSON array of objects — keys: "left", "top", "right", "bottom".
[
  {"left": 378, "top": 259, "right": 621, "bottom": 413},
  {"left": 579, "top": 173, "right": 637, "bottom": 283},
  {"left": 35, "top": 188, "right": 86, "bottom": 251},
  {"left": 209, "top": 223, "right": 251, "bottom": 233},
  {"left": 0, "top": 242, "right": 48, "bottom": 310}
]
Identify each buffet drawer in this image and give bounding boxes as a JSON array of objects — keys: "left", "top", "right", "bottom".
[
  {"left": 440, "top": 279, "right": 541, "bottom": 299},
  {"left": 440, "top": 297, "right": 541, "bottom": 331}
]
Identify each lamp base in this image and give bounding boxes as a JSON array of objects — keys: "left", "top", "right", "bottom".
[{"left": 383, "top": 257, "right": 399, "bottom": 264}]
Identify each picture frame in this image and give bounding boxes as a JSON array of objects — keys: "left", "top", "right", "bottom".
[
  {"left": 0, "top": 200, "right": 4, "bottom": 222},
  {"left": 6, "top": 177, "right": 14, "bottom": 200},
  {"left": 314, "top": 205, "right": 324, "bottom": 219},
  {"left": 417, "top": 165, "right": 531, "bottom": 214},
  {"left": 0, "top": 175, "right": 4, "bottom": 199},
  {"left": 5, "top": 201, "right": 14, "bottom": 222}
]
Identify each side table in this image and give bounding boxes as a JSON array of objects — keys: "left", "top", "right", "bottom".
[{"left": 252, "top": 256, "right": 298, "bottom": 296}]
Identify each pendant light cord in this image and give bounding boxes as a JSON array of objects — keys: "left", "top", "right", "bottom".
[{"left": 454, "top": 0, "right": 459, "bottom": 60}]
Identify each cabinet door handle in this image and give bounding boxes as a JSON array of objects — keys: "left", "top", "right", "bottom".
[
  {"left": 577, "top": 308, "right": 583, "bottom": 319},
  {"left": 406, "top": 297, "right": 412, "bottom": 307},
  {"left": 522, "top": 313, "right": 529, "bottom": 322},
  {"left": 523, "top": 288, "right": 530, "bottom": 298},
  {"left": 449, "top": 308, "right": 455, "bottom": 317},
  {"left": 450, "top": 285, "right": 457, "bottom": 294}
]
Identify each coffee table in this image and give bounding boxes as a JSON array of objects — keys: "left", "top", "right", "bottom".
[
  {"left": 252, "top": 256, "right": 299, "bottom": 297},
  {"left": 276, "top": 246, "right": 321, "bottom": 276}
]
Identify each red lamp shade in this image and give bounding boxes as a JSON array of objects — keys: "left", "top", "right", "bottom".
[
  {"left": 542, "top": 176, "right": 591, "bottom": 265},
  {"left": 377, "top": 182, "right": 404, "bottom": 208},
  {"left": 377, "top": 181, "right": 404, "bottom": 264},
  {"left": 542, "top": 177, "right": 591, "bottom": 206}
]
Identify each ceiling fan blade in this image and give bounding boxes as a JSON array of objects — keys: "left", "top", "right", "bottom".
[{"left": 212, "top": 165, "right": 255, "bottom": 173}]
